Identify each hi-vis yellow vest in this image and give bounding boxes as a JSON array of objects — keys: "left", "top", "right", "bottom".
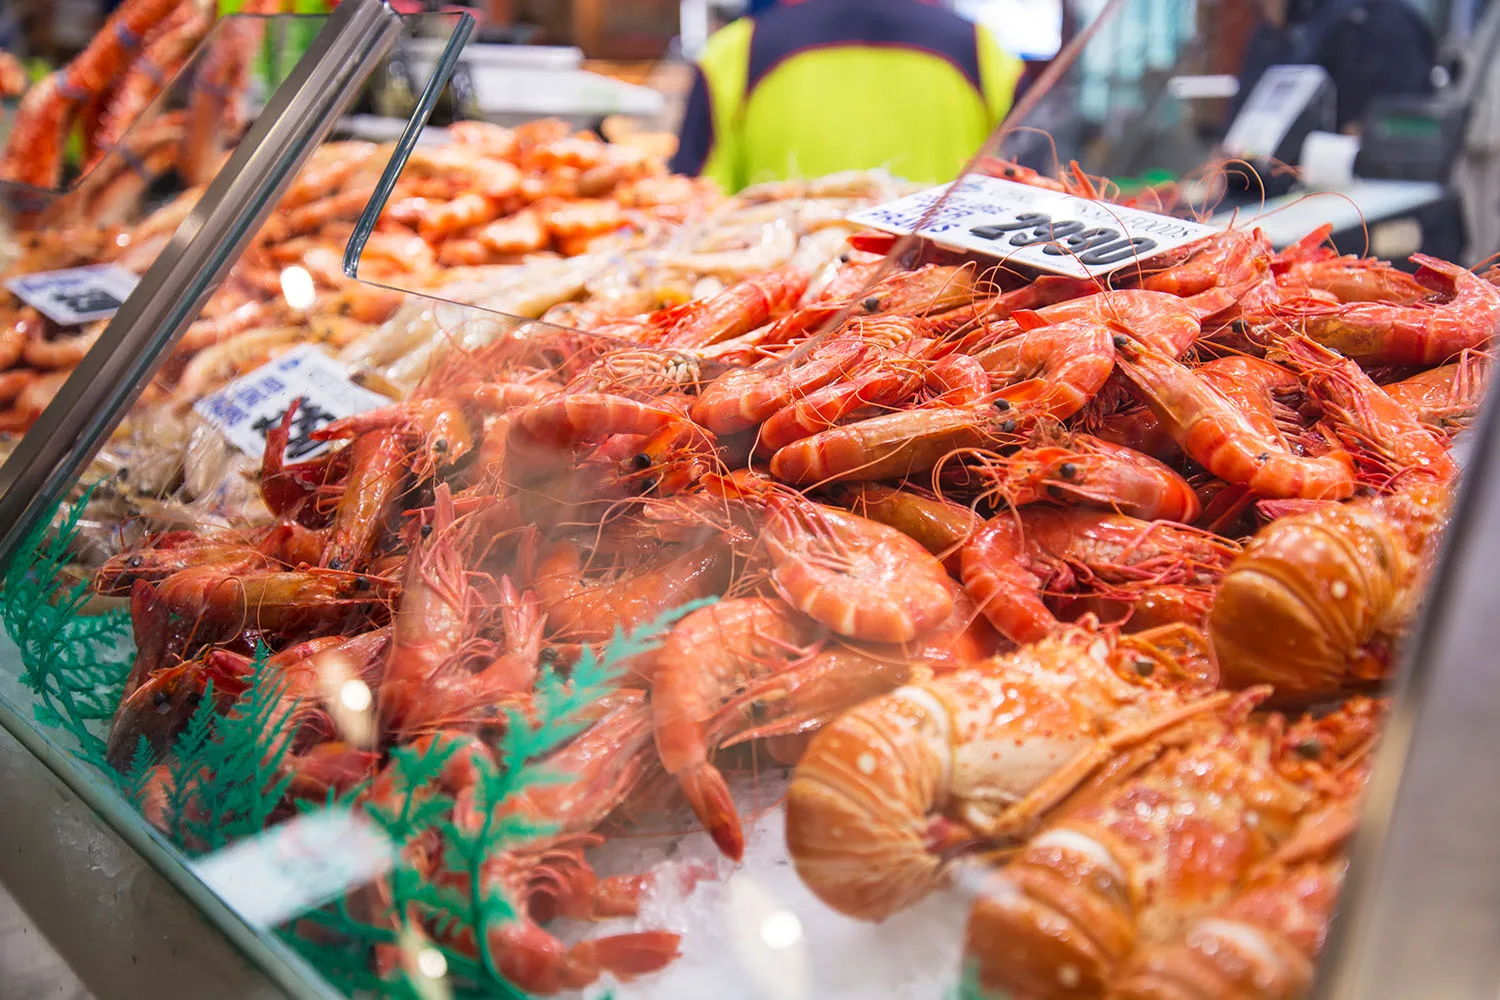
[{"left": 670, "top": 0, "right": 1022, "bottom": 192}]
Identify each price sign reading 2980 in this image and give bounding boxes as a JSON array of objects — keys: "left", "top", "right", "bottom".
[
  {"left": 847, "top": 175, "right": 1220, "bottom": 279},
  {"left": 967, "top": 211, "right": 1157, "bottom": 268}
]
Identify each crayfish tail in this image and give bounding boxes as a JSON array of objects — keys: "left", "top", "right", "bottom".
[{"left": 963, "top": 832, "right": 1136, "bottom": 999}]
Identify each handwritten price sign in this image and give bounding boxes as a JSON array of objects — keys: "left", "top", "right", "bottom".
[
  {"left": 5, "top": 264, "right": 140, "bottom": 326},
  {"left": 194, "top": 345, "right": 391, "bottom": 460},
  {"left": 847, "top": 175, "right": 1220, "bottom": 279}
]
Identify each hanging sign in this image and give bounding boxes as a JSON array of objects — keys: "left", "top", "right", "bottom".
[
  {"left": 847, "top": 174, "right": 1219, "bottom": 278},
  {"left": 5, "top": 263, "right": 140, "bottom": 326},
  {"left": 193, "top": 344, "right": 391, "bottom": 461}
]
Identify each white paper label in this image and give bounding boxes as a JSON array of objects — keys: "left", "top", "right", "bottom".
[
  {"left": 191, "top": 809, "right": 393, "bottom": 929},
  {"left": 193, "top": 344, "right": 391, "bottom": 461},
  {"left": 1222, "top": 64, "right": 1332, "bottom": 162},
  {"left": 847, "top": 175, "right": 1219, "bottom": 278},
  {"left": 5, "top": 264, "right": 140, "bottom": 325}
]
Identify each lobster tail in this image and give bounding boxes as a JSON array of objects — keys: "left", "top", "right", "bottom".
[
  {"left": 963, "top": 829, "right": 1136, "bottom": 1000},
  {"left": 785, "top": 690, "right": 946, "bottom": 921},
  {"left": 1110, "top": 859, "right": 1344, "bottom": 1000},
  {"left": 1107, "top": 922, "right": 1314, "bottom": 1000},
  {"left": 1208, "top": 503, "right": 1409, "bottom": 701}
]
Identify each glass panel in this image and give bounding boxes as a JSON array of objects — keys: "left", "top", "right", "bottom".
[
  {"left": 0, "top": 0, "right": 1490, "bottom": 998},
  {"left": 0, "top": 11, "right": 288, "bottom": 220},
  {"left": 0, "top": 8, "right": 494, "bottom": 999},
  {"left": 0, "top": 13, "right": 340, "bottom": 446}
]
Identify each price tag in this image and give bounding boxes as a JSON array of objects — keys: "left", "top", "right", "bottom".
[
  {"left": 193, "top": 344, "right": 391, "bottom": 461},
  {"left": 847, "top": 174, "right": 1220, "bottom": 278},
  {"left": 191, "top": 809, "right": 393, "bottom": 929},
  {"left": 5, "top": 264, "right": 140, "bottom": 326}
]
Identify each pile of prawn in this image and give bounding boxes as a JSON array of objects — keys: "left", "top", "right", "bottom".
[
  {"left": 78, "top": 155, "right": 1493, "bottom": 997},
  {"left": 0, "top": 0, "right": 276, "bottom": 194},
  {"left": 0, "top": 118, "right": 737, "bottom": 544},
  {"left": 32, "top": 156, "right": 907, "bottom": 558}
]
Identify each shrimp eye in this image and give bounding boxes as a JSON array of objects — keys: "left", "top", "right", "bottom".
[
  {"left": 1057, "top": 462, "right": 1079, "bottom": 480},
  {"left": 839, "top": 253, "right": 850, "bottom": 263},
  {"left": 433, "top": 439, "right": 448, "bottom": 453},
  {"left": 993, "top": 399, "right": 1011, "bottom": 412},
  {"left": 632, "top": 452, "right": 652, "bottom": 471},
  {"left": 116, "top": 466, "right": 130, "bottom": 480},
  {"left": 1046, "top": 484, "right": 1067, "bottom": 499},
  {"left": 1294, "top": 737, "right": 1324, "bottom": 759},
  {"left": 1133, "top": 658, "right": 1156, "bottom": 677},
  {"left": 354, "top": 576, "right": 370, "bottom": 591},
  {"left": 152, "top": 689, "right": 172, "bottom": 712},
  {"left": 1111, "top": 333, "right": 1130, "bottom": 349},
  {"left": 419, "top": 524, "right": 433, "bottom": 538},
  {"left": 126, "top": 554, "right": 145, "bottom": 568},
  {"left": 998, "top": 419, "right": 1017, "bottom": 434},
  {"left": 641, "top": 476, "right": 659, "bottom": 494},
  {"left": 863, "top": 296, "right": 881, "bottom": 312}
]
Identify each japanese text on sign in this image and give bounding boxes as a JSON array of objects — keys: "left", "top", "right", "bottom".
[
  {"left": 846, "top": 175, "right": 1220, "bottom": 278},
  {"left": 193, "top": 345, "right": 391, "bottom": 460},
  {"left": 5, "top": 263, "right": 141, "bottom": 326}
]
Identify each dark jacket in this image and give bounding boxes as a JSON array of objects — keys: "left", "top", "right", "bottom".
[{"left": 1232, "top": 0, "right": 1435, "bottom": 131}]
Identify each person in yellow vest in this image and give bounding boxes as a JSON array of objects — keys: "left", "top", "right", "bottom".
[{"left": 670, "top": 0, "right": 1023, "bottom": 192}]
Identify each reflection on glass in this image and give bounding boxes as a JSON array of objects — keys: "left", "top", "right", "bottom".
[
  {"left": 416, "top": 946, "right": 448, "bottom": 980},
  {"left": 279, "top": 264, "right": 317, "bottom": 310},
  {"left": 760, "top": 909, "right": 804, "bottom": 950},
  {"left": 339, "top": 677, "right": 373, "bottom": 713},
  {"left": 0, "top": 1, "right": 1487, "bottom": 997}
]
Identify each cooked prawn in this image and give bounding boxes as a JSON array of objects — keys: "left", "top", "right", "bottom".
[{"left": 1114, "top": 339, "right": 1356, "bottom": 499}]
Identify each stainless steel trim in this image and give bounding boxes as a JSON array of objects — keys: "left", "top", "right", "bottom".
[
  {"left": 1312, "top": 387, "right": 1500, "bottom": 994},
  {"left": 0, "top": 0, "right": 403, "bottom": 570},
  {"left": 345, "top": 11, "right": 476, "bottom": 279},
  {"left": 0, "top": 719, "right": 289, "bottom": 1000}
]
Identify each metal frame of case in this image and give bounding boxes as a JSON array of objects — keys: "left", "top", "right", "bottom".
[
  {"left": 0, "top": 2, "right": 1493, "bottom": 996},
  {"left": 0, "top": 4, "right": 411, "bottom": 997}
]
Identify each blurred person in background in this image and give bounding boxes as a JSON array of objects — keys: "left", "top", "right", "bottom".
[
  {"left": 670, "top": 0, "right": 1023, "bottom": 192},
  {"left": 1232, "top": 0, "right": 1435, "bottom": 134}
]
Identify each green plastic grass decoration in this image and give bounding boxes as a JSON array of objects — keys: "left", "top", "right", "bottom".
[
  {"left": 158, "top": 645, "right": 299, "bottom": 853},
  {"left": 0, "top": 487, "right": 705, "bottom": 998},
  {"left": 287, "top": 600, "right": 710, "bottom": 999},
  {"left": 0, "top": 487, "right": 133, "bottom": 775},
  {"left": 955, "top": 961, "right": 990, "bottom": 1000}
]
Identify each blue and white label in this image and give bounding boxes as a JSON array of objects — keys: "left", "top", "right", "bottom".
[
  {"left": 193, "top": 345, "right": 391, "bottom": 461},
  {"left": 5, "top": 263, "right": 140, "bottom": 326},
  {"left": 847, "top": 174, "right": 1220, "bottom": 278}
]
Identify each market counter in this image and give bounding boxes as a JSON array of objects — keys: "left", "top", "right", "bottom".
[{"left": 1210, "top": 178, "right": 1463, "bottom": 263}]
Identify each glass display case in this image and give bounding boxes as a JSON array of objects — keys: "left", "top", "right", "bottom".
[{"left": 0, "top": 2, "right": 1495, "bottom": 999}]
